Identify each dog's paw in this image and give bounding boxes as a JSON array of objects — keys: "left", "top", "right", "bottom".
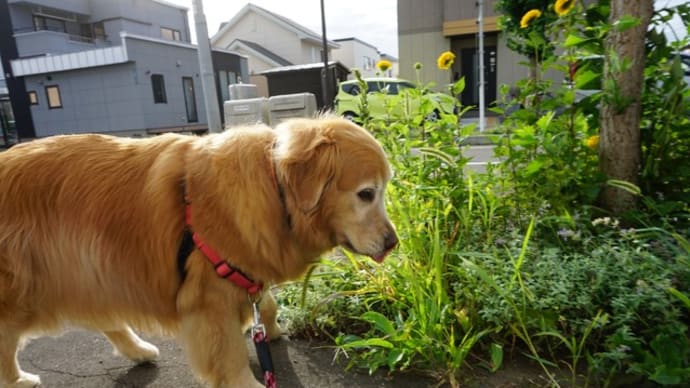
[
  {"left": 7, "top": 371, "right": 41, "bottom": 388},
  {"left": 116, "top": 340, "right": 160, "bottom": 363},
  {"left": 265, "top": 323, "right": 285, "bottom": 341}
]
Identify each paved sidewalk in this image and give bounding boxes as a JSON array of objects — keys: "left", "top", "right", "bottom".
[{"left": 18, "top": 330, "right": 439, "bottom": 387}]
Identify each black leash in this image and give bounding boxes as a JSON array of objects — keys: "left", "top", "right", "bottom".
[{"left": 251, "top": 301, "right": 277, "bottom": 388}]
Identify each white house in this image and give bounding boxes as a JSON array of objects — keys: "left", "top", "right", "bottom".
[
  {"left": 211, "top": 3, "right": 340, "bottom": 96},
  {"left": 331, "top": 37, "right": 398, "bottom": 78}
]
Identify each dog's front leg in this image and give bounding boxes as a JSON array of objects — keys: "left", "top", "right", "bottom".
[
  {"left": 259, "top": 291, "right": 284, "bottom": 340},
  {"left": 179, "top": 311, "right": 263, "bottom": 388},
  {"left": 0, "top": 327, "right": 41, "bottom": 388},
  {"left": 103, "top": 326, "right": 159, "bottom": 363}
]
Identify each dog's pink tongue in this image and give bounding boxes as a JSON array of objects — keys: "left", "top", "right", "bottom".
[{"left": 370, "top": 248, "right": 392, "bottom": 263}]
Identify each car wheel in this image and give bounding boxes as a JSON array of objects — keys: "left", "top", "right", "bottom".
[
  {"left": 425, "top": 110, "right": 440, "bottom": 122},
  {"left": 343, "top": 112, "right": 358, "bottom": 122}
]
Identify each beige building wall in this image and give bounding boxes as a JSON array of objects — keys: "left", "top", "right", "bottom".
[
  {"left": 399, "top": 31, "right": 451, "bottom": 88},
  {"left": 398, "top": 0, "right": 538, "bottom": 101},
  {"left": 332, "top": 39, "right": 383, "bottom": 78},
  {"left": 213, "top": 13, "right": 302, "bottom": 65},
  {"left": 249, "top": 75, "right": 269, "bottom": 97},
  {"left": 398, "top": 0, "right": 571, "bottom": 103},
  {"left": 398, "top": 0, "right": 446, "bottom": 88},
  {"left": 496, "top": 34, "right": 527, "bottom": 92}
]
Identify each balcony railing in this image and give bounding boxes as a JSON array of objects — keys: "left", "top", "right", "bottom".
[{"left": 14, "top": 26, "right": 98, "bottom": 44}]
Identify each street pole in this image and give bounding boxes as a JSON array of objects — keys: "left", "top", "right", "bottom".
[
  {"left": 477, "top": 0, "right": 486, "bottom": 132},
  {"left": 320, "top": 0, "right": 332, "bottom": 109},
  {"left": 192, "top": 0, "right": 222, "bottom": 133}
]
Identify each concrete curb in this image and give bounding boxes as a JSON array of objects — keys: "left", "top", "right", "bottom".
[{"left": 461, "top": 134, "right": 498, "bottom": 146}]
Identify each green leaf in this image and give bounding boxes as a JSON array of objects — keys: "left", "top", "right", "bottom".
[
  {"left": 649, "top": 365, "right": 685, "bottom": 385},
  {"left": 536, "top": 111, "right": 555, "bottom": 131},
  {"left": 564, "top": 34, "right": 595, "bottom": 48},
  {"left": 614, "top": 15, "right": 641, "bottom": 32},
  {"left": 606, "top": 179, "right": 641, "bottom": 196},
  {"left": 524, "top": 159, "right": 544, "bottom": 176},
  {"left": 489, "top": 343, "right": 503, "bottom": 372},
  {"left": 418, "top": 147, "right": 456, "bottom": 166},
  {"left": 575, "top": 70, "right": 601, "bottom": 90},
  {"left": 361, "top": 311, "right": 396, "bottom": 335},
  {"left": 668, "top": 288, "right": 690, "bottom": 311},
  {"left": 342, "top": 338, "right": 394, "bottom": 349},
  {"left": 387, "top": 348, "right": 405, "bottom": 369},
  {"left": 452, "top": 77, "right": 466, "bottom": 95}
]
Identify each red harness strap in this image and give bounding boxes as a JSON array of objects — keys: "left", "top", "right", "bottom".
[{"left": 184, "top": 203, "right": 262, "bottom": 295}]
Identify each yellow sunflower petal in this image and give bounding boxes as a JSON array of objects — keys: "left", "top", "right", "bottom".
[
  {"left": 376, "top": 60, "right": 392, "bottom": 72},
  {"left": 437, "top": 51, "right": 456, "bottom": 70},
  {"left": 520, "top": 9, "right": 542, "bottom": 29},
  {"left": 586, "top": 135, "right": 600, "bottom": 150},
  {"left": 555, "top": 0, "right": 576, "bottom": 17}
]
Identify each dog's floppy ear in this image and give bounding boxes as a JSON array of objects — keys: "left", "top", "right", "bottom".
[{"left": 275, "top": 124, "right": 338, "bottom": 213}]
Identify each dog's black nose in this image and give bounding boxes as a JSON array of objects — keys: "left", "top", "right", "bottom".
[{"left": 384, "top": 232, "right": 398, "bottom": 251}]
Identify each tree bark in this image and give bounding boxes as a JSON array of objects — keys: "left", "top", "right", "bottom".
[{"left": 598, "top": 0, "right": 653, "bottom": 216}]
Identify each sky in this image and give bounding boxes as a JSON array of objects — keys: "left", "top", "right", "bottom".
[
  {"left": 657, "top": 0, "right": 689, "bottom": 42},
  {"left": 165, "top": 0, "right": 690, "bottom": 60},
  {"left": 165, "top": 0, "right": 400, "bottom": 57}
]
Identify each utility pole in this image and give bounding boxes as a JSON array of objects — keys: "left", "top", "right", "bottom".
[
  {"left": 477, "top": 0, "right": 486, "bottom": 132},
  {"left": 191, "top": 0, "right": 222, "bottom": 133},
  {"left": 320, "top": 0, "right": 332, "bottom": 109}
]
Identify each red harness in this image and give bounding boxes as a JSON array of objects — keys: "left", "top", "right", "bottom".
[
  {"left": 177, "top": 143, "right": 285, "bottom": 388},
  {"left": 183, "top": 201, "right": 263, "bottom": 295},
  {"left": 182, "top": 199, "right": 276, "bottom": 388}
]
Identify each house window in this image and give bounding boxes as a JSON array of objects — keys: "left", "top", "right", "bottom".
[
  {"left": 45, "top": 86, "right": 62, "bottom": 109},
  {"left": 161, "top": 27, "right": 181, "bottom": 41},
  {"left": 93, "top": 22, "right": 106, "bottom": 40},
  {"left": 182, "top": 77, "right": 197, "bottom": 123},
  {"left": 217, "top": 71, "right": 238, "bottom": 101},
  {"left": 33, "top": 15, "right": 66, "bottom": 33},
  {"left": 151, "top": 74, "right": 167, "bottom": 103},
  {"left": 28, "top": 91, "right": 38, "bottom": 105},
  {"left": 363, "top": 56, "right": 374, "bottom": 70}
]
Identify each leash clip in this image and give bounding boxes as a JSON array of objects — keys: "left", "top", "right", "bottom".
[
  {"left": 251, "top": 301, "right": 266, "bottom": 337},
  {"left": 249, "top": 296, "right": 276, "bottom": 387}
]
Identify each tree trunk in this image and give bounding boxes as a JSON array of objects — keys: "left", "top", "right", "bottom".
[{"left": 598, "top": 0, "right": 653, "bottom": 216}]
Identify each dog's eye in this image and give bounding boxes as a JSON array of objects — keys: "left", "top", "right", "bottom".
[{"left": 357, "top": 188, "right": 375, "bottom": 202}]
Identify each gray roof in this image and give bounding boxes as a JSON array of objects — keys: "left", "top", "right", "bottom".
[
  {"left": 212, "top": 3, "right": 339, "bottom": 48},
  {"left": 333, "top": 37, "right": 378, "bottom": 51},
  {"left": 259, "top": 61, "right": 348, "bottom": 75},
  {"left": 235, "top": 39, "right": 292, "bottom": 66}
]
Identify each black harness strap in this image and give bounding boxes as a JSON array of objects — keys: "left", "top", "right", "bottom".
[
  {"left": 177, "top": 179, "right": 193, "bottom": 282},
  {"left": 177, "top": 227, "right": 195, "bottom": 282}
]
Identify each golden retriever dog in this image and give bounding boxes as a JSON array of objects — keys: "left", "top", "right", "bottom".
[{"left": 0, "top": 115, "right": 397, "bottom": 388}]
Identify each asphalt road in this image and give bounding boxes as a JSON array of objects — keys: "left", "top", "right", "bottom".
[
  {"left": 464, "top": 144, "right": 497, "bottom": 173},
  {"left": 17, "top": 330, "right": 440, "bottom": 388}
]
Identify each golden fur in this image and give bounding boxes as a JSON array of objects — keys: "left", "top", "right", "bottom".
[{"left": 0, "top": 116, "right": 396, "bottom": 388}]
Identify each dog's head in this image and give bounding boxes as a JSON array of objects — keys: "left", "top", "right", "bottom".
[{"left": 274, "top": 116, "right": 397, "bottom": 262}]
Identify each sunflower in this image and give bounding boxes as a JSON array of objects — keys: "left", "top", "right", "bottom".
[
  {"left": 520, "top": 9, "right": 542, "bottom": 29},
  {"left": 554, "top": 0, "right": 576, "bottom": 16},
  {"left": 437, "top": 51, "right": 456, "bottom": 70},
  {"left": 376, "top": 59, "right": 392, "bottom": 72},
  {"left": 586, "top": 135, "right": 600, "bottom": 150}
]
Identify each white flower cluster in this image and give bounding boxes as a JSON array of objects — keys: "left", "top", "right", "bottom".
[{"left": 591, "top": 217, "right": 620, "bottom": 228}]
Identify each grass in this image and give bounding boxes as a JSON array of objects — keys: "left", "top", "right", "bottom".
[
  {"left": 276, "top": 26, "right": 690, "bottom": 384},
  {"left": 275, "top": 115, "right": 690, "bottom": 386}
]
